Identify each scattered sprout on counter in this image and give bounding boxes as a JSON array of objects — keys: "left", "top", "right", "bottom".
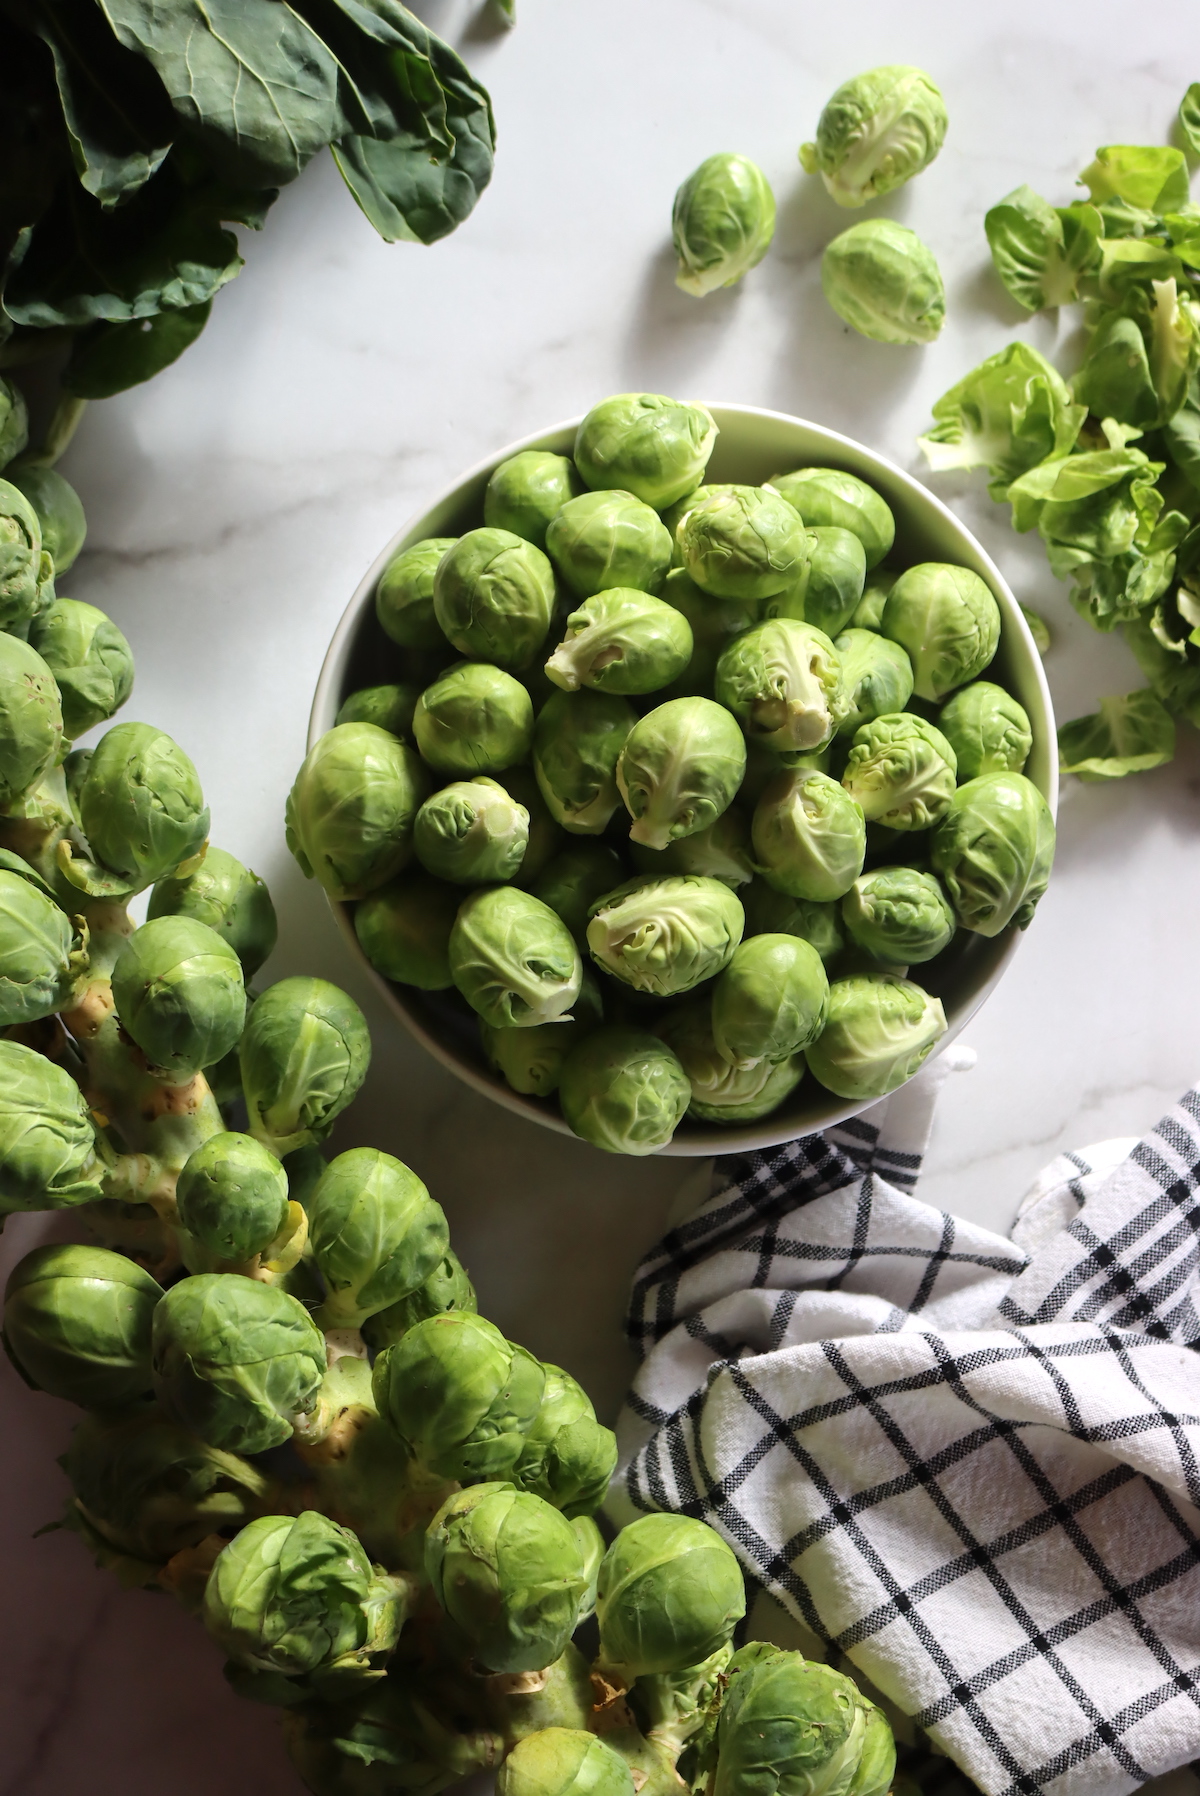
[
  {"left": 672, "top": 154, "right": 777, "bottom": 297},
  {"left": 799, "top": 66, "right": 948, "bottom": 208},
  {"left": 821, "top": 220, "right": 946, "bottom": 345}
]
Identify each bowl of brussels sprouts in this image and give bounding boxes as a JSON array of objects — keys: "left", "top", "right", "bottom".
[{"left": 303, "top": 396, "right": 1057, "bottom": 1156}]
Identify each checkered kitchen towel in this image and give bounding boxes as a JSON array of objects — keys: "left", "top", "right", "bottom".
[{"left": 607, "top": 1052, "right": 1200, "bottom": 1796}]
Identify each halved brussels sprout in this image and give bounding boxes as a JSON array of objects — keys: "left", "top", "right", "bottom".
[
  {"left": 434, "top": 529, "right": 557, "bottom": 669},
  {"left": 587, "top": 875, "right": 744, "bottom": 997},
  {"left": 715, "top": 619, "right": 845, "bottom": 753},
  {"left": 558, "top": 1026, "right": 691, "bottom": 1155},
  {"left": 711, "top": 932, "right": 829, "bottom": 1065},
  {"left": 842, "top": 867, "right": 955, "bottom": 965},
  {"left": 449, "top": 886, "right": 582, "bottom": 1027},
  {"left": 673, "top": 154, "right": 777, "bottom": 298},
  {"left": 413, "top": 662, "right": 534, "bottom": 777},
  {"left": 546, "top": 589, "right": 693, "bottom": 696},
  {"left": 799, "top": 66, "right": 948, "bottom": 207},
  {"left": 805, "top": 973, "right": 947, "bottom": 1100},
  {"left": 679, "top": 488, "right": 809, "bottom": 601},
  {"left": 547, "top": 492, "right": 673, "bottom": 600},
  {"left": 616, "top": 697, "right": 746, "bottom": 850},
  {"left": 485, "top": 452, "right": 583, "bottom": 551},
  {"left": 751, "top": 770, "right": 866, "bottom": 902},
  {"left": 574, "top": 395, "right": 718, "bottom": 510},
  {"left": 938, "top": 681, "right": 1032, "bottom": 779},
  {"left": 767, "top": 469, "right": 895, "bottom": 570},
  {"left": 841, "top": 714, "right": 957, "bottom": 830},
  {"left": 414, "top": 777, "right": 530, "bottom": 886},
  {"left": 375, "top": 537, "right": 456, "bottom": 649},
  {"left": 821, "top": 221, "right": 945, "bottom": 345},
  {"left": 880, "top": 564, "right": 1001, "bottom": 701},
  {"left": 930, "top": 772, "right": 1055, "bottom": 936},
  {"left": 833, "top": 628, "right": 914, "bottom": 735},
  {"left": 534, "top": 689, "right": 637, "bottom": 834}
]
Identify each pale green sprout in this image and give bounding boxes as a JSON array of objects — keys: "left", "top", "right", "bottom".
[
  {"left": 353, "top": 870, "right": 459, "bottom": 989},
  {"left": 939, "top": 681, "right": 1032, "bottom": 778},
  {"left": 308, "top": 1148, "right": 449, "bottom": 1332},
  {"left": 449, "top": 886, "right": 582, "bottom": 1028},
  {"left": 0, "top": 864, "right": 85, "bottom": 1027},
  {"left": 373, "top": 1312, "right": 545, "bottom": 1481},
  {"left": 851, "top": 572, "right": 894, "bottom": 630},
  {"left": 413, "top": 662, "right": 534, "bottom": 776},
  {"left": 0, "top": 633, "right": 63, "bottom": 809},
  {"left": 713, "top": 1645, "right": 895, "bottom": 1796},
  {"left": 485, "top": 452, "right": 584, "bottom": 551},
  {"left": 434, "top": 529, "right": 557, "bottom": 669},
  {"left": 7, "top": 466, "right": 85, "bottom": 571},
  {"left": 375, "top": 537, "right": 456, "bottom": 650},
  {"left": 1058, "top": 691, "right": 1176, "bottom": 781},
  {"left": 239, "top": 977, "right": 371, "bottom": 1157},
  {"left": 881, "top": 564, "right": 1001, "bottom": 701},
  {"left": 842, "top": 868, "right": 955, "bottom": 965},
  {"left": 679, "top": 487, "right": 809, "bottom": 601},
  {"left": 361, "top": 1250, "right": 476, "bottom": 1351},
  {"left": 545, "top": 590, "right": 693, "bottom": 695},
  {"left": 741, "top": 880, "right": 845, "bottom": 965},
  {"left": 765, "top": 526, "right": 866, "bottom": 639},
  {"left": 413, "top": 777, "right": 530, "bottom": 886},
  {"left": 767, "top": 468, "right": 895, "bottom": 569},
  {"left": 531, "top": 842, "right": 628, "bottom": 947},
  {"left": 0, "top": 1041, "right": 105, "bottom": 1215},
  {"left": 834, "top": 628, "right": 914, "bottom": 735},
  {"left": 336, "top": 683, "right": 418, "bottom": 737},
  {"left": 176, "top": 1133, "right": 291, "bottom": 1267},
  {"left": 596, "top": 1513, "right": 746, "bottom": 1683},
  {"left": 286, "top": 722, "right": 427, "bottom": 902},
  {"left": 547, "top": 491, "right": 673, "bottom": 599},
  {"left": 557, "top": 1026, "right": 691, "bottom": 1155},
  {"left": 112, "top": 917, "right": 246, "bottom": 1078},
  {"left": 498, "top": 1728, "right": 634, "bottom": 1796},
  {"left": 672, "top": 154, "right": 777, "bottom": 297},
  {"left": 533, "top": 690, "right": 637, "bottom": 835},
  {"left": 821, "top": 221, "right": 945, "bottom": 345},
  {"left": 984, "top": 187, "right": 1103, "bottom": 312},
  {"left": 751, "top": 770, "right": 866, "bottom": 902},
  {"left": 1022, "top": 606, "right": 1051, "bottom": 655},
  {"left": 67, "top": 722, "right": 210, "bottom": 901},
  {"left": 3, "top": 1244, "right": 162, "bottom": 1410},
  {"left": 711, "top": 932, "right": 829, "bottom": 1066},
  {"left": 512, "top": 1362, "right": 617, "bottom": 1517},
  {"left": 629, "top": 806, "right": 754, "bottom": 888},
  {"left": 574, "top": 395, "right": 718, "bottom": 509},
  {"left": 918, "top": 342, "right": 1086, "bottom": 498},
  {"left": 616, "top": 697, "right": 746, "bottom": 850},
  {"left": 800, "top": 66, "right": 947, "bottom": 207},
  {"left": 148, "top": 846, "right": 278, "bottom": 980},
  {"left": 655, "top": 566, "right": 762, "bottom": 695},
  {"left": 586, "top": 874, "right": 744, "bottom": 997},
  {"left": 0, "top": 477, "right": 43, "bottom": 632},
  {"left": 931, "top": 772, "right": 1056, "bottom": 935},
  {"left": 715, "top": 619, "right": 845, "bottom": 753},
  {"left": 806, "top": 973, "right": 946, "bottom": 1100},
  {"left": 482, "top": 973, "right": 604, "bottom": 1099},
  {"left": 842, "top": 714, "right": 958, "bottom": 830},
  {"left": 28, "top": 599, "right": 134, "bottom": 740}
]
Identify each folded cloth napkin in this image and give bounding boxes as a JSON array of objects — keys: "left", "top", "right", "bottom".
[{"left": 607, "top": 1053, "right": 1200, "bottom": 1796}]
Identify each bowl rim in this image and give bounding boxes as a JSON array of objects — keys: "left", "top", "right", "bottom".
[{"left": 310, "top": 401, "right": 1058, "bottom": 1157}]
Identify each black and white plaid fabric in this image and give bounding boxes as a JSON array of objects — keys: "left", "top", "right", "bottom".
[{"left": 608, "top": 1053, "right": 1200, "bottom": 1796}]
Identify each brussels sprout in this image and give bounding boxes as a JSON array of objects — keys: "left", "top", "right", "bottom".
[
  {"left": 616, "top": 697, "right": 746, "bottom": 851},
  {"left": 531, "top": 842, "right": 628, "bottom": 947},
  {"left": 112, "top": 917, "right": 246, "bottom": 1078},
  {"left": 6, "top": 465, "right": 86, "bottom": 572},
  {"left": 205, "top": 1509, "right": 406, "bottom": 1683},
  {"left": 880, "top": 565, "right": 1001, "bottom": 702},
  {"left": 841, "top": 714, "right": 957, "bottom": 831},
  {"left": 806, "top": 973, "right": 947, "bottom": 1100},
  {"left": 0, "top": 376, "right": 29, "bottom": 470},
  {"left": 0, "top": 866, "right": 83, "bottom": 1026},
  {"left": 575, "top": 395, "right": 718, "bottom": 511},
  {"left": 27, "top": 599, "right": 133, "bottom": 740},
  {"left": 335, "top": 683, "right": 419, "bottom": 738},
  {"left": 1058, "top": 690, "right": 1175, "bottom": 782},
  {"left": 482, "top": 973, "right": 604, "bottom": 1099},
  {"left": 587, "top": 875, "right": 744, "bottom": 997},
  {"left": 678, "top": 487, "right": 809, "bottom": 602},
  {"left": 821, "top": 221, "right": 945, "bottom": 345},
  {"left": 547, "top": 491, "right": 673, "bottom": 600},
  {"left": 176, "top": 1132, "right": 290, "bottom": 1265},
  {"left": 286, "top": 723, "right": 427, "bottom": 902},
  {"left": 362, "top": 1251, "right": 477, "bottom": 1351},
  {"left": 0, "top": 1040, "right": 105, "bottom": 1214},
  {"left": 534, "top": 689, "right": 637, "bottom": 834},
  {"left": 799, "top": 66, "right": 948, "bottom": 207},
  {"left": 711, "top": 933, "right": 829, "bottom": 1065},
  {"left": 630, "top": 807, "right": 753, "bottom": 889},
  {"left": 60, "top": 1409, "right": 270, "bottom": 1568},
  {"left": 658, "top": 1004, "right": 806, "bottom": 1122},
  {"left": 672, "top": 154, "right": 777, "bottom": 298},
  {"left": 148, "top": 846, "right": 278, "bottom": 980},
  {"left": 546, "top": 589, "right": 693, "bottom": 696},
  {"left": 662, "top": 484, "right": 754, "bottom": 562},
  {"left": 152, "top": 1274, "right": 326, "bottom": 1454},
  {"left": 0, "top": 633, "right": 63, "bottom": 809},
  {"left": 851, "top": 572, "right": 895, "bottom": 631},
  {"left": 426, "top": 1482, "right": 590, "bottom": 1674},
  {"left": 308, "top": 1148, "right": 449, "bottom": 1331},
  {"left": 375, "top": 537, "right": 456, "bottom": 650},
  {"left": 0, "top": 476, "right": 43, "bottom": 632},
  {"left": 716, "top": 619, "right": 845, "bottom": 754},
  {"left": 70, "top": 722, "right": 209, "bottom": 898},
  {"left": 374, "top": 1311, "right": 545, "bottom": 1480},
  {"left": 450, "top": 886, "right": 582, "bottom": 1028},
  {"left": 656, "top": 567, "right": 761, "bottom": 695},
  {"left": 767, "top": 469, "right": 895, "bottom": 571},
  {"left": 1021, "top": 606, "right": 1051, "bottom": 655},
  {"left": 511, "top": 1363, "right": 616, "bottom": 1517},
  {"left": 558, "top": 1026, "right": 691, "bottom": 1155},
  {"left": 752, "top": 770, "right": 866, "bottom": 902},
  {"left": 833, "top": 628, "right": 914, "bottom": 736},
  {"left": 741, "top": 879, "right": 845, "bottom": 964},
  {"left": 240, "top": 977, "right": 371, "bottom": 1157},
  {"left": 486, "top": 452, "right": 584, "bottom": 551},
  {"left": 842, "top": 867, "right": 955, "bottom": 965},
  {"left": 931, "top": 772, "right": 1055, "bottom": 936},
  {"left": 434, "top": 529, "right": 557, "bottom": 670},
  {"left": 739, "top": 740, "right": 830, "bottom": 812},
  {"left": 499, "top": 1728, "right": 634, "bottom": 1796},
  {"left": 596, "top": 1514, "right": 745, "bottom": 1681},
  {"left": 412, "top": 662, "right": 534, "bottom": 777},
  {"left": 938, "top": 681, "right": 1032, "bottom": 779},
  {"left": 713, "top": 1645, "right": 893, "bottom": 1796},
  {"left": 353, "top": 870, "right": 459, "bottom": 989},
  {"left": 765, "top": 526, "right": 867, "bottom": 641},
  {"left": 414, "top": 777, "right": 530, "bottom": 886},
  {"left": 495, "top": 766, "right": 564, "bottom": 888},
  {"left": 2, "top": 1244, "right": 161, "bottom": 1409}
]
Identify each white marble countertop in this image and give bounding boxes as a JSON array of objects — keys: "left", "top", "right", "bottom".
[{"left": 4, "top": 1, "right": 1200, "bottom": 1788}]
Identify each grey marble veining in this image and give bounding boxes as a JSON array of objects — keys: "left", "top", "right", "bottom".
[{"left": 4, "top": 1, "right": 1200, "bottom": 1788}]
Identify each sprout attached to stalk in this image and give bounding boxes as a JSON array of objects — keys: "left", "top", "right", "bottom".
[
  {"left": 6, "top": 465, "right": 86, "bottom": 572},
  {"left": 711, "top": 1644, "right": 895, "bottom": 1796},
  {"left": 68, "top": 722, "right": 209, "bottom": 899},
  {"left": 0, "top": 633, "right": 63, "bottom": 810},
  {"left": 240, "top": 977, "right": 370, "bottom": 1158},
  {"left": 0, "top": 476, "right": 44, "bottom": 632},
  {"left": 175, "top": 1132, "right": 293, "bottom": 1270},
  {"left": 511, "top": 1363, "right": 617, "bottom": 1517},
  {"left": 498, "top": 1728, "right": 634, "bottom": 1796},
  {"left": 307, "top": 1148, "right": 450, "bottom": 1334},
  {"left": 111, "top": 917, "right": 246, "bottom": 1080},
  {"left": 361, "top": 1250, "right": 477, "bottom": 1351},
  {"left": 0, "top": 1039, "right": 107, "bottom": 1216},
  {"left": 3, "top": 1243, "right": 162, "bottom": 1410},
  {"left": 595, "top": 1513, "right": 746, "bottom": 1688},
  {"left": 148, "top": 846, "right": 278, "bottom": 980},
  {"left": 373, "top": 1311, "right": 545, "bottom": 1482},
  {"left": 28, "top": 599, "right": 134, "bottom": 740},
  {"left": 0, "top": 859, "right": 87, "bottom": 1026}
]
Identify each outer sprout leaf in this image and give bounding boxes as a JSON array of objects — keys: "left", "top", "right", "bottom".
[
  {"left": 983, "top": 187, "right": 1102, "bottom": 313},
  {"left": 34, "top": 0, "right": 175, "bottom": 207},
  {"left": 1057, "top": 690, "right": 1176, "bottom": 780},
  {"left": 918, "top": 342, "right": 1086, "bottom": 498},
  {"left": 64, "top": 300, "right": 212, "bottom": 398},
  {"left": 1080, "top": 145, "right": 1190, "bottom": 215},
  {"left": 1180, "top": 85, "right": 1200, "bottom": 159}
]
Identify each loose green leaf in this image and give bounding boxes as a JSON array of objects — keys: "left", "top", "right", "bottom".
[
  {"left": 1096, "top": 237, "right": 1187, "bottom": 305},
  {"left": 984, "top": 186, "right": 1101, "bottom": 312},
  {"left": 1163, "top": 376, "right": 1200, "bottom": 490},
  {"left": 1125, "top": 615, "right": 1200, "bottom": 725},
  {"left": 919, "top": 342, "right": 1086, "bottom": 499},
  {"left": 1080, "top": 145, "right": 1190, "bottom": 214},
  {"left": 34, "top": 1, "right": 175, "bottom": 208},
  {"left": 1058, "top": 689, "right": 1175, "bottom": 779},
  {"left": 64, "top": 299, "right": 211, "bottom": 398},
  {"left": 96, "top": 0, "right": 342, "bottom": 187},
  {"left": 1008, "top": 447, "right": 1163, "bottom": 557},
  {"left": 1178, "top": 85, "right": 1200, "bottom": 159}
]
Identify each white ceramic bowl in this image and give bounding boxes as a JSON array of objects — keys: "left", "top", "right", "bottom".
[{"left": 311, "top": 404, "right": 1057, "bottom": 1156}]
